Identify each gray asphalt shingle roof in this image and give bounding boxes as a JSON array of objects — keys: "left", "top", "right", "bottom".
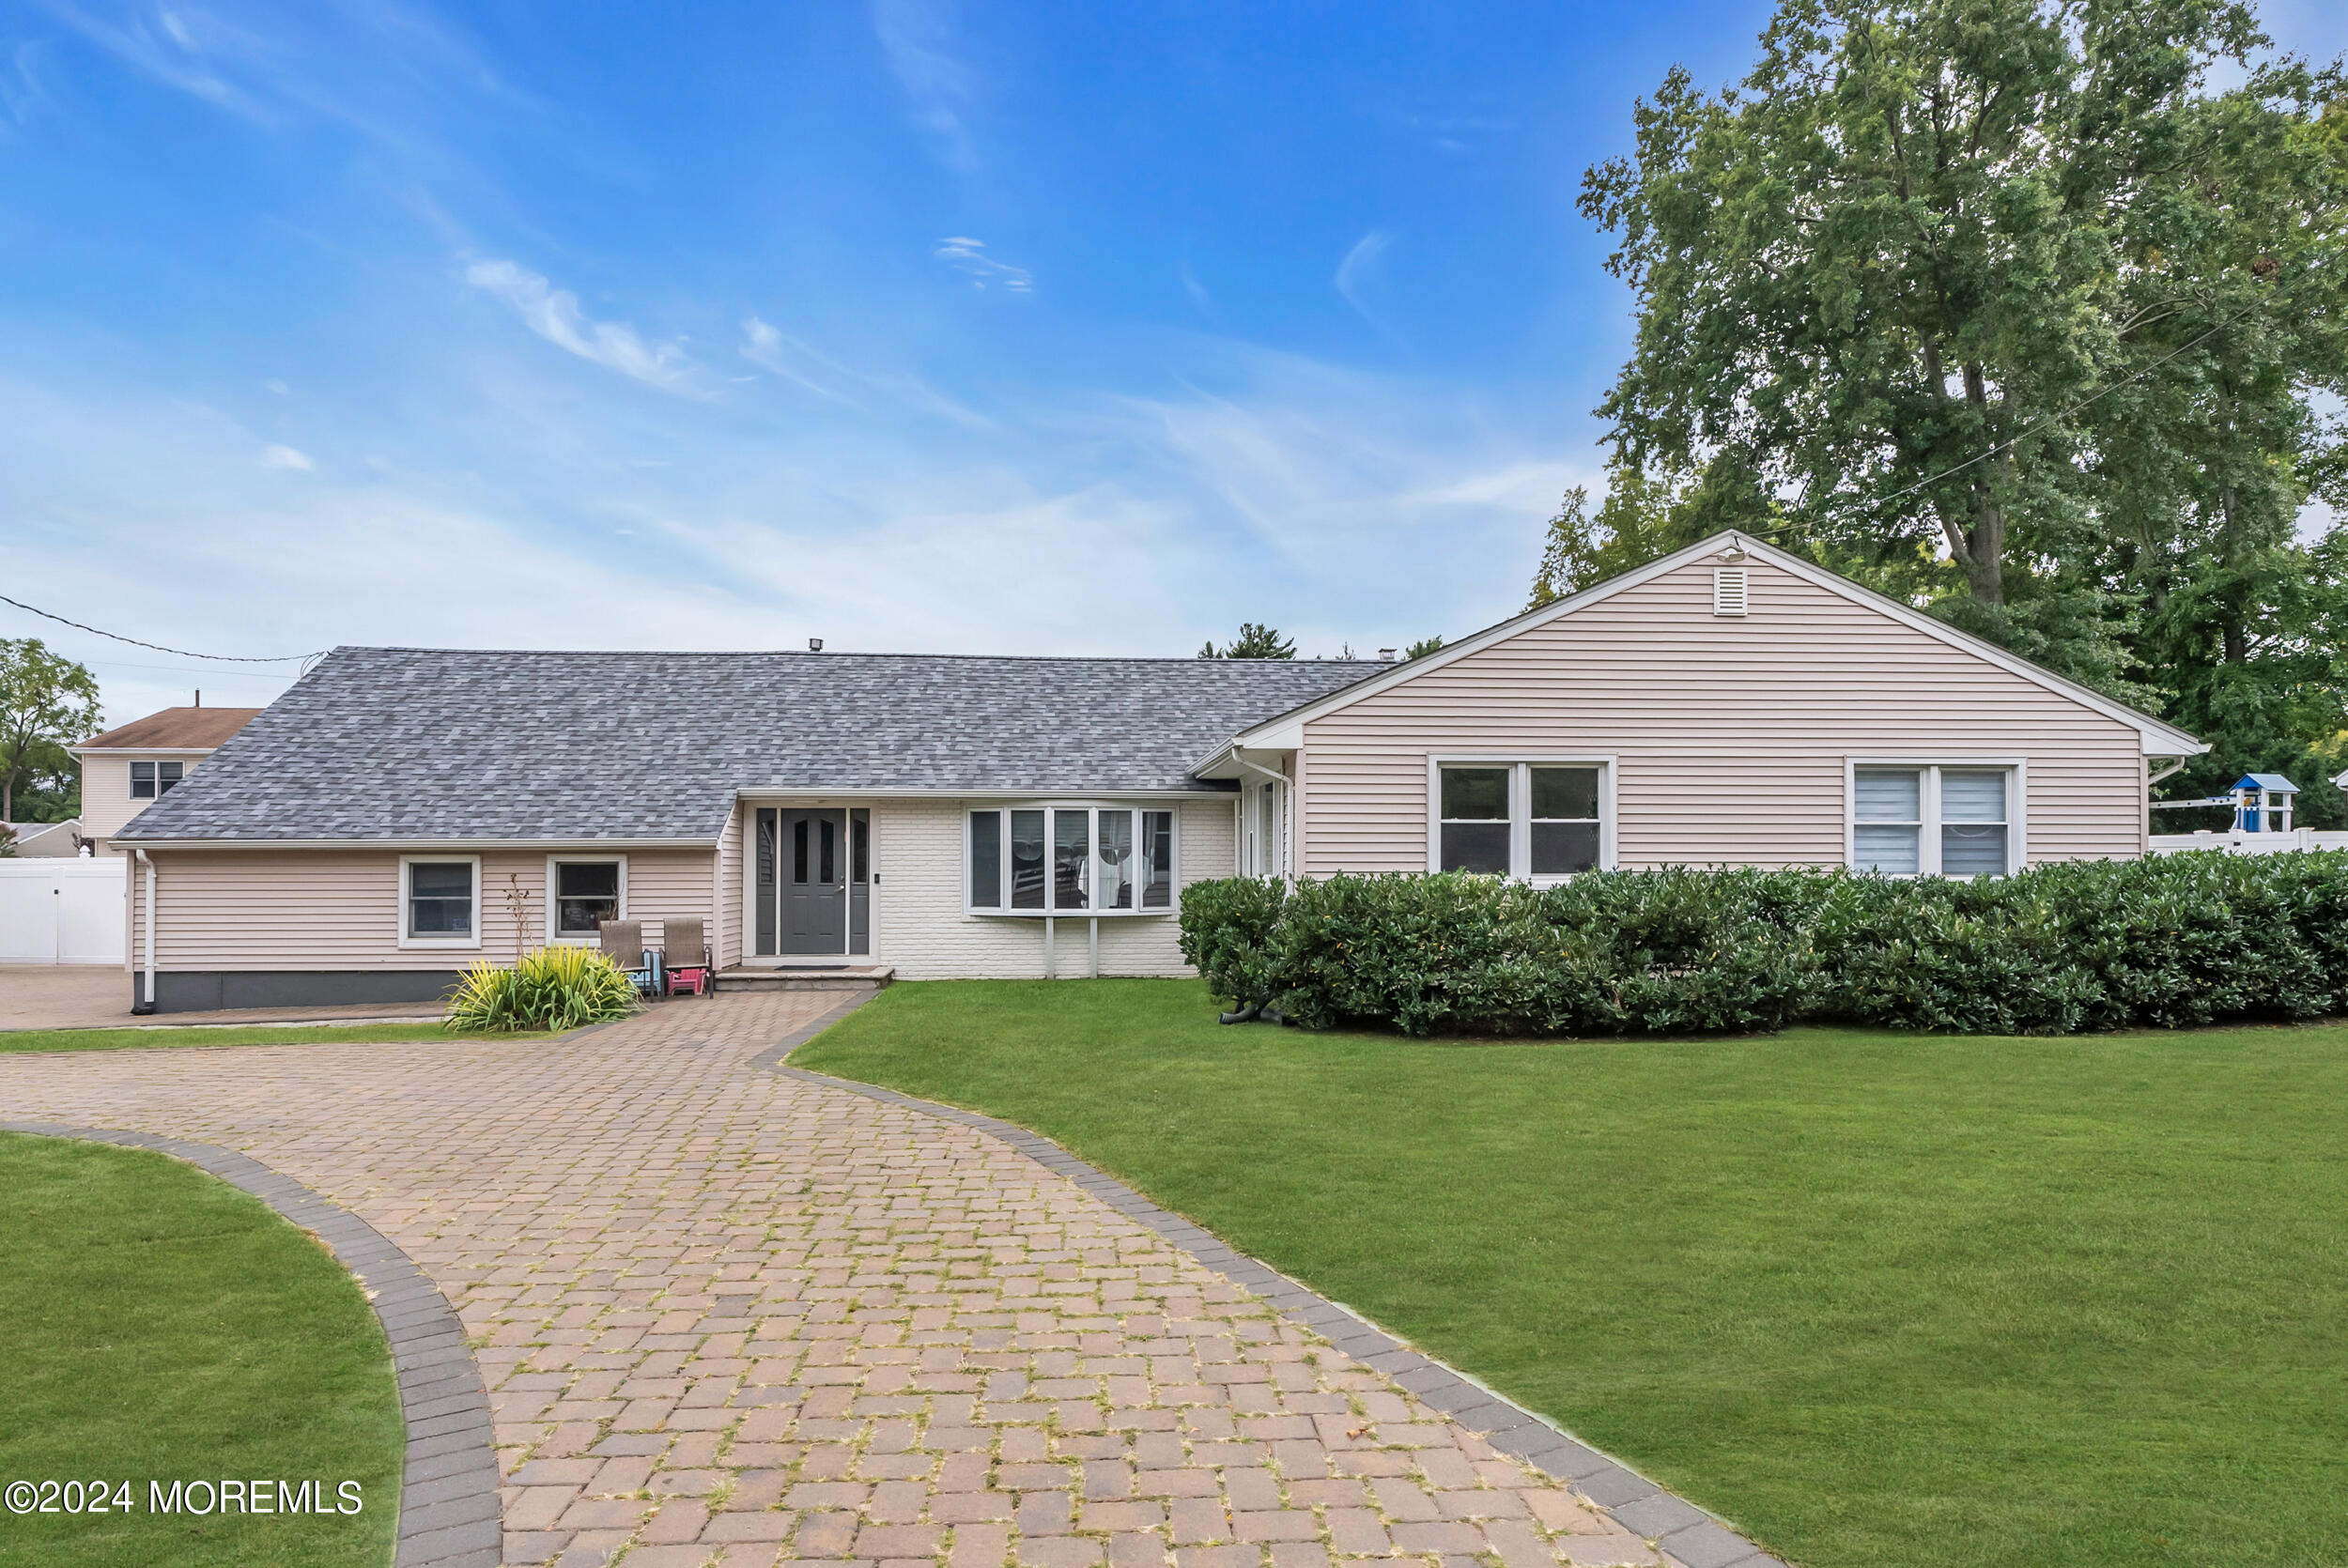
[{"left": 116, "top": 646, "right": 1383, "bottom": 844}]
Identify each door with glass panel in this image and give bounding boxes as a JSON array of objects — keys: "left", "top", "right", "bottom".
[{"left": 752, "top": 807, "right": 874, "bottom": 957}]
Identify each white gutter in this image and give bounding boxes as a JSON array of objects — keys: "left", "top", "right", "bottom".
[
  {"left": 132, "top": 849, "right": 156, "bottom": 1015},
  {"left": 116, "top": 837, "right": 718, "bottom": 852}
]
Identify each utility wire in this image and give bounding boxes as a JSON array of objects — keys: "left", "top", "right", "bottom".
[
  {"left": 0, "top": 592, "right": 325, "bottom": 667},
  {"left": 1822, "top": 261, "right": 2332, "bottom": 520}
]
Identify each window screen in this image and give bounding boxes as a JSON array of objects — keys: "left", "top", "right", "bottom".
[
  {"left": 1098, "top": 810, "right": 1135, "bottom": 910},
  {"left": 1439, "top": 766, "right": 1510, "bottom": 874},
  {"left": 1140, "top": 811, "right": 1174, "bottom": 908},
  {"left": 1011, "top": 810, "right": 1046, "bottom": 909},
  {"left": 970, "top": 811, "right": 1001, "bottom": 907},
  {"left": 130, "top": 761, "right": 156, "bottom": 799},
  {"left": 158, "top": 761, "right": 183, "bottom": 794},
  {"left": 1053, "top": 809, "right": 1090, "bottom": 909},
  {"left": 1528, "top": 767, "right": 1600, "bottom": 875},
  {"left": 555, "top": 861, "right": 621, "bottom": 937},
  {"left": 408, "top": 862, "right": 473, "bottom": 937}
]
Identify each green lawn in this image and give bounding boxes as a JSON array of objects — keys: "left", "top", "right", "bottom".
[
  {"left": 796, "top": 978, "right": 2348, "bottom": 1568},
  {"left": 0, "top": 1134, "right": 403, "bottom": 1568},
  {"left": 0, "top": 1023, "right": 546, "bottom": 1053}
]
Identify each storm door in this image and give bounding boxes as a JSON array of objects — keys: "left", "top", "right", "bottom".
[{"left": 754, "top": 807, "right": 872, "bottom": 958}]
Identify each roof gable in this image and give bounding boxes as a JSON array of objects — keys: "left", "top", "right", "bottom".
[{"left": 1230, "top": 531, "right": 2205, "bottom": 757}]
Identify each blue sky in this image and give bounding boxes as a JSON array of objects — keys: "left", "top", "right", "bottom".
[{"left": 4, "top": 0, "right": 2342, "bottom": 725}]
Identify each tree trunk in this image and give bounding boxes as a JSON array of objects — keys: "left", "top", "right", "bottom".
[{"left": 1967, "top": 479, "right": 2007, "bottom": 605}]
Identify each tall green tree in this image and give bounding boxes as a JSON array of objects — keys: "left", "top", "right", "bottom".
[
  {"left": 1197, "top": 623, "right": 1298, "bottom": 659},
  {"left": 1577, "top": 0, "right": 2346, "bottom": 699},
  {"left": 0, "top": 639, "right": 101, "bottom": 823}
]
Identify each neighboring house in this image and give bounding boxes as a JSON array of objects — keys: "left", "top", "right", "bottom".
[
  {"left": 1, "top": 819, "right": 86, "bottom": 857},
  {"left": 111, "top": 531, "right": 2205, "bottom": 1012},
  {"left": 68, "top": 705, "right": 264, "bottom": 855}
]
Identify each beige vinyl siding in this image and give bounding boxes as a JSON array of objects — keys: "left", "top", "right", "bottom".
[
  {"left": 135, "top": 848, "right": 715, "bottom": 972},
  {"left": 1300, "top": 557, "right": 2147, "bottom": 872},
  {"left": 81, "top": 754, "right": 221, "bottom": 846},
  {"left": 715, "top": 806, "right": 744, "bottom": 966}
]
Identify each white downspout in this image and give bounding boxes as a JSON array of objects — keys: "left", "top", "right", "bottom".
[{"left": 133, "top": 849, "right": 157, "bottom": 1014}]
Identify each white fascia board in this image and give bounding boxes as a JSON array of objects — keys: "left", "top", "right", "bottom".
[
  {"left": 734, "top": 786, "right": 1223, "bottom": 802},
  {"left": 1227, "top": 529, "right": 2209, "bottom": 758},
  {"left": 115, "top": 836, "right": 718, "bottom": 851}
]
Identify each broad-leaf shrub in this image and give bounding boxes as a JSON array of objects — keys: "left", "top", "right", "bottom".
[
  {"left": 1177, "top": 852, "right": 2348, "bottom": 1036},
  {"left": 443, "top": 945, "right": 639, "bottom": 1033}
]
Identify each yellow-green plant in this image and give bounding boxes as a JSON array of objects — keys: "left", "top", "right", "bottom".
[{"left": 442, "top": 945, "right": 638, "bottom": 1033}]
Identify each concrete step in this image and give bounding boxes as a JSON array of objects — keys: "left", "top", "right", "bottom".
[{"left": 717, "top": 965, "right": 893, "bottom": 992}]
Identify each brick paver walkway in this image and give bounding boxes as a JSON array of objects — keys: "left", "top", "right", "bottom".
[{"left": 0, "top": 992, "right": 1668, "bottom": 1568}]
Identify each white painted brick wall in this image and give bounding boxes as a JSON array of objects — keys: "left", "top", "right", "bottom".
[{"left": 870, "top": 798, "right": 1236, "bottom": 980}]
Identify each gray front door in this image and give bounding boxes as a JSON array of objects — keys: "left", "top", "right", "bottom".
[{"left": 780, "top": 808, "right": 844, "bottom": 953}]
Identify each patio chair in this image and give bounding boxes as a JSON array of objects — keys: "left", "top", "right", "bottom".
[
  {"left": 662, "top": 917, "right": 714, "bottom": 997},
  {"left": 597, "top": 918, "right": 664, "bottom": 998}
]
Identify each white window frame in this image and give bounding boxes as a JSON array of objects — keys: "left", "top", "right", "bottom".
[
  {"left": 397, "top": 853, "right": 483, "bottom": 949},
  {"left": 128, "top": 760, "right": 184, "bottom": 800},
  {"left": 1425, "top": 756, "right": 1616, "bottom": 882},
  {"left": 1845, "top": 758, "right": 2028, "bottom": 877},
  {"left": 964, "top": 803, "right": 1182, "bottom": 917},
  {"left": 545, "top": 853, "right": 628, "bottom": 945}
]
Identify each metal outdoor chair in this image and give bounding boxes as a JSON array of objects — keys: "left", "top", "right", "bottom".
[{"left": 662, "top": 917, "right": 714, "bottom": 997}]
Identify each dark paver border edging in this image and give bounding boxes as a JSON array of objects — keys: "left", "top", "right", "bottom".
[
  {"left": 0, "top": 1121, "right": 501, "bottom": 1568},
  {"left": 751, "top": 995, "right": 1787, "bottom": 1568}
]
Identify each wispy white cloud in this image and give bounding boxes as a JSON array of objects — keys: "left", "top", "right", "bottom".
[
  {"left": 260, "top": 442, "right": 312, "bottom": 469},
  {"left": 739, "top": 316, "right": 994, "bottom": 428},
  {"left": 1334, "top": 229, "right": 1398, "bottom": 332},
  {"left": 935, "top": 237, "right": 1030, "bottom": 293},
  {"left": 34, "top": 0, "right": 262, "bottom": 115},
  {"left": 1178, "top": 258, "right": 1213, "bottom": 316},
  {"left": 871, "top": 0, "right": 980, "bottom": 173},
  {"left": 739, "top": 317, "right": 866, "bottom": 408},
  {"left": 465, "top": 258, "right": 698, "bottom": 393}
]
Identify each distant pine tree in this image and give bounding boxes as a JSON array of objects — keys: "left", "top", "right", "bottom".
[{"left": 1198, "top": 623, "right": 1297, "bottom": 659}]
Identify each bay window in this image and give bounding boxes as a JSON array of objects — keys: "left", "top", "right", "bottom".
[
  {"left": 971, "top": 806, "right": 1177, "bottom": 915},
  {"left": 1433, "top": 761, "right": 1610, "bottom": 879},
  {"left": 1850, "top": 763, "right": 2018, "bottom": 877}
]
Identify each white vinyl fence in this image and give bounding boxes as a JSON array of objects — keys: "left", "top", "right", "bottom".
[
  {"left": 0, "top": 858, "right": 125, "bottom": 965},
  {"left": 2149, "top": 828, "right": 2348, "bottom": 857}
]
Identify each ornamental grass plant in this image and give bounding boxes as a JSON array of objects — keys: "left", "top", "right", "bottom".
[
  {"left": 1179, "top": 851, "right": 2348, "bottom": 1037},
  {"left": 442, "top": 945, "right": 638, "bottom": 1033}
]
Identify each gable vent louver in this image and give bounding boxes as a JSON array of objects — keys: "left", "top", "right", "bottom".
[{"left": 1713, "top": 567, "right": 1749, "bottom": 617}]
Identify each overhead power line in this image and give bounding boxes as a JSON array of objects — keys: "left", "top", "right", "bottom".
[{"left": 0, "top": 592, "right": 325, "bottom": 668}]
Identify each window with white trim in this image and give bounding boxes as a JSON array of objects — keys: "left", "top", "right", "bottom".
[
  {"left": 969, "top": 807, "right": 1176, "bottom": 915},
  {"left": 1851, "top": 765, "right": 2016, "bottom": 876},
  {"left": 130, "top": 761, "right": 183, "bottom": 799},
  {"left": 548, "top": 856, "right": 625, "bottom": 940},
  {"left": 401, "top": 857, "right": 480, "bottom": 945},
  {"left": 1434, "top": 761, "right": 1608, "bottom": 879}
]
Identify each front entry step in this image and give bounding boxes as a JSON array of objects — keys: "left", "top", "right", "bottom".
[{"left": 718, "top": 965, "right": 893, "bottom": 992}]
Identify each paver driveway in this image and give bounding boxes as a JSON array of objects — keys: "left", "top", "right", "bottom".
[{"left": 0, "top": 992, "right": 1668, "bottom": 1568}]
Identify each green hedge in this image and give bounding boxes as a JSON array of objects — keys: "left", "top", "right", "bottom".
[{"left": 1176, "top": 853, "right": 2348, "bottom": 1036}]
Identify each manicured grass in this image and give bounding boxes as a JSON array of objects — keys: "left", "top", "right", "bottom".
[
  {"left": 0, "top": 1134, "right": 403, "bottom": 1568},
  {"left": 0, "top": 1023, "right": 549, "bottom": 1053},
  {"left": 797, "top": 978, "right": 2348, "bottom": 1568}
]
